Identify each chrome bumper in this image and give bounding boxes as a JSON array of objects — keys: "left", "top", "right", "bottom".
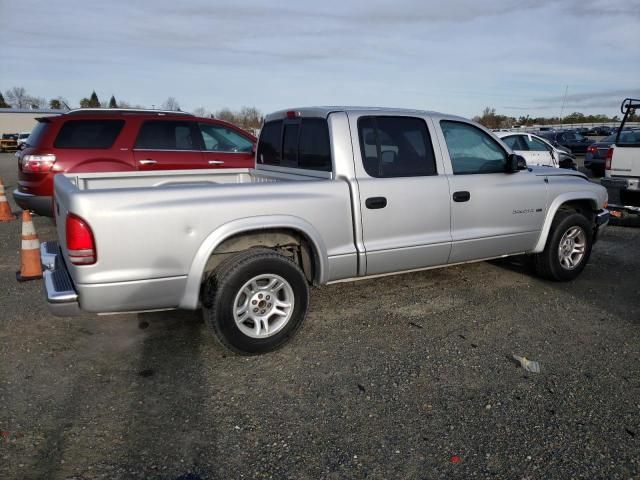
[{"left": 41, "top": 241, "right": 81, "bottom": 316}]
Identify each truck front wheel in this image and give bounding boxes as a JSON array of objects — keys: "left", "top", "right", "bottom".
[
  {"left": 202, "top": 248, "right": 310, "bottom": 355},
  {"left": 534, "top": 211, "right": 593, "bottom": 281}
]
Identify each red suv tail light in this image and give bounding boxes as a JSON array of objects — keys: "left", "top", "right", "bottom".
[
  {"left": 605, "top": 147, "right": 613, "bottom": 170},
  {"left": 21, "top": 154, "right": 56, "bottom": 173},
  {"left": 586, "top": 145, "right": 597, "bottom": 154},
  {"left": 66, "top": 214, "right": 96, "bottom": 265}
]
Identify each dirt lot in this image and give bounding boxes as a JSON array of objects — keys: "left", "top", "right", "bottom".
[{"left": 0, "top": 153, "right": 638, "bottom": 479}]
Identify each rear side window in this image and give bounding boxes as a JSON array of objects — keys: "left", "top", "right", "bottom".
[
  {"left": 135, "top": 121, "right": 198, "bottom": 150},
  {"left": 257, "top": 118, "right": 332, "bottom": 171},
  {"left": 54, "top": 120, "right": 124, "bottom": 149},
  {"left": 440, "top": 121, "right": 507, "bottom": 174},
  {"left": 26, "top": 121, "right": 49, "bottom": 147},
  {"left": 358, "top": 116, "right": 437, "bottom": 177}
]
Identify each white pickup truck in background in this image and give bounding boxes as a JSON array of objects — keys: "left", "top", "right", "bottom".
[{"left": 602, "top": 98, "right": 640, "bottom": 217}]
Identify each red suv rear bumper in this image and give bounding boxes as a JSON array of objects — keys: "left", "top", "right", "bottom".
[{"left": 12, "top": 189, "right": 53, "bottom": 216}]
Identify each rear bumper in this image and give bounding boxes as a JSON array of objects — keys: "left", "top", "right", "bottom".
[
  {"left": 13, "top": 189, "right": 53, "bottom": 216},
  {"left": 41, "top": 242, "right": 186, "bottom": 315},
  {"left": 41, "top": 241, "right": 82, "bottom": 317}
]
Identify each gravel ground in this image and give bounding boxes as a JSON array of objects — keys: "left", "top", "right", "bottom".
[{"left": 0, "top": 153, "right": 638, "bottom": 479}]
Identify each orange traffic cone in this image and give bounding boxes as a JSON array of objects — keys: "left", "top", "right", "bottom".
[
  {"left": 16, "top": 210, "right": 43, "bottom": 282},
  {"left": 0, "top": 177, "right": 16, "bottom": 222}
]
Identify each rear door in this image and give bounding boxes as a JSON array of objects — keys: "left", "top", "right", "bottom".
[
  {"left": 198, "top": 122, "right": 255, "bottom": 168},
  {"left": 437, "top": 119, "right": 548, "bottom": 263},
  {"left": 352, "top": 114, "right": 452, "bottom": 275},
  {"left": 133, "top": 120, "right": 204, "bottom": 170}
]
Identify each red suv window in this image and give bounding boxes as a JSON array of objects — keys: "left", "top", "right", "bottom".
[{"left": 54, "top": 120, "right": 125, "bottom": 149}]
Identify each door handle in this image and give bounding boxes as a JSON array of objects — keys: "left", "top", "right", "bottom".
[
  {"left": 365, "top": 197, "right": 387, "bottom": 209},
  {"left": 452, "top": 191, "right": 470, "bottom": 202},
  {"left": 138, "top": 159, "right": 157, "bottom": 165},
  {"left": 208, "top": 160, "right": 225, "bottom": 165}
]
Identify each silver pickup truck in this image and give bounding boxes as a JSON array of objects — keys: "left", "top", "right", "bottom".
[{"left": 43, "top": 107, "right": 609, "bottom": 354}]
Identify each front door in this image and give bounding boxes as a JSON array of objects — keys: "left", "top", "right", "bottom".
[
  {"left": 198, "top": 122, "right": 255, "bottom": 168},
  {"left": 439, "top": 120, "right": 548, "bottom": 263},
  {"left": 352, "top": 115, "right": 452, "bottom": 276}
]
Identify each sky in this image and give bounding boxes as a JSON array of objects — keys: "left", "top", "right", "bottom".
[{"left": 1, "top": 0, "right": 639, "bottom": 119}]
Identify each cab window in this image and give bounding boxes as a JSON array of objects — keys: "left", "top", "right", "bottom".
[
  {"left": 440, "top": 121, "right": 507, "bottom": 174},
  {"left": 357, "top": 116, "right": 437, "bottom": 177}
]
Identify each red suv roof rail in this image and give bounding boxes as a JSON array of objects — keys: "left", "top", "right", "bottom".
[{"left": 65, "top": 108, "right": 193, "bottom": 116}]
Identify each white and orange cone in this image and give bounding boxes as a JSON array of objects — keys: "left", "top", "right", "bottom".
[
  {"left": 16, "top": 210, "right": 43, "bottom": 282},
  {"left": 0, "top": 177, "right": 16, "bottom": 222}
]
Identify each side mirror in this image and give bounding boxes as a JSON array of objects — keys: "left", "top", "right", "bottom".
[{"left": 506, "top": 153, "right": 527, "bottom": 173}]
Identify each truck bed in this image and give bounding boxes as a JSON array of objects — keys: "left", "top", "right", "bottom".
[{"left": 52, "top": 167, "right": 357, "bottom": 313}]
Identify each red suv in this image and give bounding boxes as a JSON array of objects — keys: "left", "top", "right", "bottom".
[{"left": 14, "top": 109, "right": 257, "bottom": 216}]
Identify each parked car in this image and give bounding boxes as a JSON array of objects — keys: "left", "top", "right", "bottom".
[
  {"left": 585, "top": 129, "right": 640, "bottom": 176},
  {"left": 587, "top": 126, "right": 614, "bottom": 136},
  {"left": 495, "top": 131, "right": 576, "bottom": 169},
  {"left": 13, "top": 109, "right": 257, "bottom": 216},
  {"left": 0, "top": 133, "right": 19, "bottom": 152},
  {"left": 42, "top": 107, "right": 609, "bottom": 354},
  {"left": 16, "top": 132, "right": 30, "bottom": 148},
  {"left": 601, "top": 99, "right": 640, "bottom": 216},
  {"left": 538, "top": 130, "right": 595, "bottom": 154},
  {"left": 573, "top": 127, "right": 590, "bottom": 136}
]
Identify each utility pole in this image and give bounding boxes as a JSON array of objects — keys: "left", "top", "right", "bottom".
[{"left": 559, "top": 85, "right": 568, "bottom": 127}]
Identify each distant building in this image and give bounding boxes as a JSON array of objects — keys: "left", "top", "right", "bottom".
[{"left": 0, "top": 108, "right": 64, "bottom": 135}]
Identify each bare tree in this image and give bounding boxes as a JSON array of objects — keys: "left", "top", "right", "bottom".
[
  {"left": 5, "top": 86, "right": 29, "bottom": 108},
  {"left": 215, "top": 108, "right": 237, "bottom": 124},
  {"left": 161, "top": 97, "right": 180, "bottom": 111},
  {"left": 29, "top": 96, "right": 48, "bottom": 109},
  {"left": 192, "top": 106, "right": 210, "bottom": 118}
]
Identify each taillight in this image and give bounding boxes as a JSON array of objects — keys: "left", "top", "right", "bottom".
[
  {"left": 605, "top": 147, "right": 613, "bottom": 170},
  {"left": 66, "top": 214, "right": 96, "bottom": 265},
  {"left": 21, "top": 154, "right": 56, "bottom": 173},
  {"left": 586, "top": 145, "right": 597, "bottom": 154}
]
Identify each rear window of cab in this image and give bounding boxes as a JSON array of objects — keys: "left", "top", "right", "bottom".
[{"left": 257, "top": 118, "right": 332, "bottom": 171}]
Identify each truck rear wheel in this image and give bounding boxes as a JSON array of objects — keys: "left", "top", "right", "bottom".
[
  {"left": 202, "top": 248, "right": 309, "bottom": 355},
  {"left": 534, "top": 211, "right": 593, "bottom": 281}
]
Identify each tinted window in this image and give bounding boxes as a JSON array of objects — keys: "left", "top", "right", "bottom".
[
  {"left": 54, "top": 120, "right": 124, "bottom": 149},
  {"left": 440, "top": 121, "right": 507, "bottom": 174},
  {"left": 199, "top": 123, "right": 253, "bottom": 152},
  {"left": 358, "top": 116, "right": 437, "bottom": 177},
  {"left": 298, "top": 119, "right": 332, "bottom": 171},
  {"left": 257, "top": 118, "right": 332, "bottom": 171},
  {"left": 26, "top": 122, "right": 49, "bottom": 147},
  {"left": 135, "top": 121, "right": 197, "bottom": 150},
  {"left": 257, "top": 120, "right": 282, "bottom": 165},
  {"left": 502, "top": 135, "right": 528, "bottom": 151},
  {"left": 282, "top": 123, "right": 299, "bottom": 166}
]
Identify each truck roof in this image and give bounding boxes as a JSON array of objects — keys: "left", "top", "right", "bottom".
[{"left": 265, "top": 106, "right": 464, "bottom": 122}]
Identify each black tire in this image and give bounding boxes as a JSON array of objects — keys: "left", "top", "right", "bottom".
[
  {"left": 201, "top": 248, "right": 309, "bottom": 355},
  {"left": 534, "top": 211, "right": 593, "bottom": 281}
]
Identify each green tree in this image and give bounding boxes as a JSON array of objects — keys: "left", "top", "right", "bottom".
[
  {"left": 108, "top": 95, "right": 117, "bottom": 108},
  {"left": 0, "top": 92, "right": 10, "bottom": 108},
  {"left": 88, "top": 91, "right": 100, "bottom": 108},
  {"left": 49, "top": 98, "right": 61, "bottom": 109}
]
